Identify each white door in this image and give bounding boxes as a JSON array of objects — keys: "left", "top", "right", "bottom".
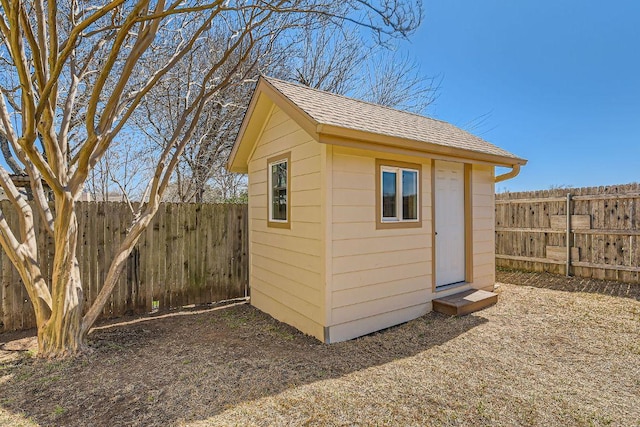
[{"left": 435, "top": 160, "right": 465, "bottom": 287}]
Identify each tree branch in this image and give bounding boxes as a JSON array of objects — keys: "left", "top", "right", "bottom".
[{"left": 35, "top": 0, "right": 128, "bottom": 122}]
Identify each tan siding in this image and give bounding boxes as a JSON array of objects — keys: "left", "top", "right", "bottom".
[
  {"left": 333, "top": 261, "right": 430, "bottom": 291},
  {"left": 291, "top": 172, "right": 321, "bottom": 191},
  {"left": 252, "top": 128, "right": 310, "bottom": 160},
  {"left": 474, "top": 275, "right": 495, "bottom": 290},
  {"left": 328, "top": 146, "right": 433, "bottom": 338},
  {"left": 333, "top": 248, "right": 427, "bottom": 275},
  {"left": 332, "top": 289, "right": 429, "bottom": 324},
  {"left": 333, "top": 275, "right": 429, "bottom": 308},
  {"left": 251, "top": 275, "right": 321, "bottom": 316},
  {"left": 474, "top": 252, "right": 495, "bottom": 266},
  {"left": 474, "top": 194, "right": 494, "bottom": 208},
  {"left": 332, "top": 151, "right": 372, "bottom": 173},
  {"left": 291, "top": 189, "right": 322, "bottom": 207},
  {"left": 474, "top": 204, "right": 494, "bottom": 219},
  {"left": 332, "top": 234, "right": 428, "bottom": 257},
  {"left": 247, "top": 105, "right": 323, "bottom": 338},
  {"left": 251, "top": 231, "right": 321, "bottom": 256},
  {"left": 251, "top": 219, "right": 321, "bottom": 240},
  {"left": 252, "top": 242, "right": 321, "bottom": 273},
  {"left": 251, "top": 253, "right": 321, "bottom": 288},
  {"left": 332, "top": 222, "right": 425, "bottom": 240},
  {"left": 332, "top": 206, "right": 376, "bottom": 223},
  {"left": 474, "top": 217, "right": 494, "bottom": 230},
  {"left": 473, "top": 181, "right": 494, "bottom": 195},
  {"left": 251, "top": 289, "right": 324, "bottom": 341},
  {"left": 474, "top": 263, "right": 495, "bottom": 278},
  {"left": 471, "top": 164, "right": 496, "bottom": 290},
  {"left": 293, "top": 155, "right": 321, "bottom": 173},
  {"left": 332, "top": 171, "right": 372, "bottom": 190},
  {"left": 248, "top": 183, "right": 266, "bottom": 197},
  {"left": 294, "top": 205, "right": 323, "bottom": 222},
  {"left": 333, "top": 188, "right": 375, "bottom": 207},
  {"left": 291, "top": 140, "right": 321, "bottom": 161},
  {"left": 474, "top": 229, "right": 494, "bottom": 243},
  {"left": 261, "top": 105, "right": 290, "bottom": 129},
  {"left": 327, "top": 303, "right": 429, "bottom": 343},
  {"left": 250, "top": 206, "right": 267, "bottom": 220}
]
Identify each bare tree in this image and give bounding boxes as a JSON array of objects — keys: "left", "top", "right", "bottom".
[
  {"left": 0, "top": 0, "right": 422, "bottom": 357},
  {"left": 284, "top": 25, "right": 437, "bottom": 114},
  {"left": 131, "top": 22, "right": 274, "bottom": 203},
  {"left": 288, "top": 25, "right": 364, "bottom": 93},
  {"left": 86, "top": 132, "right": 154, "bottom": 202},
  {"left": 357, "top": 50, "right": 439, "bottom": 114}
]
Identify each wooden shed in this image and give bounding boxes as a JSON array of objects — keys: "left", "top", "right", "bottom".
[{"left": 227, "top": 76, "right": 527, "bottom": 343}]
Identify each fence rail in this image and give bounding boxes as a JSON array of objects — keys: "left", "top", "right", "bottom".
[
  {"left": 0, "top": 201, "right": 249, "bottom": 332},
  {"left": 496, "top": 183, "right": 640, "bottom": 283}
]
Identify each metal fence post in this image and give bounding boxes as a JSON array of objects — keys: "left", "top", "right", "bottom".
[{"left": 566, "top": 193, "right": 571, "bottom": 277}]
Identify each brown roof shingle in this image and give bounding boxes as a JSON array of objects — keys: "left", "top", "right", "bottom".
[{"left": 264, "top": 76, "right": 523, "bottom": 161}]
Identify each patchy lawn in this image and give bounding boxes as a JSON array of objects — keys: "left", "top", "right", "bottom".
[{"left": 0, "top": 271, "right": 639, "bottom": 426}]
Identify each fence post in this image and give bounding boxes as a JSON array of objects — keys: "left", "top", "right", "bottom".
[{"left": 566, "top": 193, "right": 571, "bottom": 277}]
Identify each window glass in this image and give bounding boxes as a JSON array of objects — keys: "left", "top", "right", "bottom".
[
  {"left": 402, "top": 170, "right": 418, "bottom": 220},
  {"left": 378, "top": 162, "right": 420, "bottom": 226},
  {"left": 271, "top": 161, "right": 287, "bottom": 221},
  {"left": 382, "top": 170, "right": 397, "bottom": 218}
]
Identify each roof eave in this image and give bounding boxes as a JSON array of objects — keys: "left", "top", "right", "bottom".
[
  {"left": 226, "top": 78, "right": 267, "bottom": 173},
  {"left": 227, "top": 77, "right": 320, "bottom": 173},
  {"left": 316, "top": 124, "right": 527, "bottom": 167}
]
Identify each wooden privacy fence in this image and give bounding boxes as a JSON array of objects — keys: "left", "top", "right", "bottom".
[
  {"left": 0, "top": 201, "right": 248, "bottom": 332},
  {"left": 496, "top": 183, "right": 640, "bottom": 283}
]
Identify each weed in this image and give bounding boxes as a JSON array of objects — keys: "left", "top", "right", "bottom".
[
  {"left": 36, "top": 375, "right": 61, "bottom": 386},
  {"left": 51, "top": 405, "right": 66, "bottom": 417},
  {"left": 265, "top": 324, "right": 295, "bottom": 340},
  {"left": 15, "top": 371, "right": 34, "bottom": 382},
  {"left": 44, "top": 359, "right": 69, "bottom": 373},
  {"left": 217, "top": 308, "right": 255, "bottom": 329},
  {"left": 476, "top": 401, "right": 488, "bottom": 417},
  {"left": 103, "top": 341, "right": 125, "bottom": 351}
]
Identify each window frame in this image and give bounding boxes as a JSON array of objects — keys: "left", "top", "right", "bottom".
[
  {"left": 375, "top": 159, "right": 422, "bottom": 230},
  {"left": 267, "top": 152, "right": 291, "bottom": 229}
]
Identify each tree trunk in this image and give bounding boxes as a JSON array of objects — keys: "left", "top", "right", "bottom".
[
  {"left": 38, "top": 299, "right": 86, "bottom": 357},
  {"left": 37, "top": 198, "right": 86, "bottom": 357}
]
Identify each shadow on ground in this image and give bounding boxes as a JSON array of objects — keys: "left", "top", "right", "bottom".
[
  {"left": 497, "top": 269, "right": 640, "bottom": 300},
  {"left": 0, "top": 304, "right": 486, "bottom": 426}
]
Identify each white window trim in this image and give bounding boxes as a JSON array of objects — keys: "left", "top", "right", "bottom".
[
  {"left": 268, "top": 157, "right": 288, "bottom": 223},
  {"left": 380, "top": 166, "right": 420, "bottom": 223}
]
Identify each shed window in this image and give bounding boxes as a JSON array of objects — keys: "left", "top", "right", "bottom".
[
  {"left": 379, "top": 165, "right": 419, "bottom": 224},
  {"left": 267, "top": 153, "right": 291, "bottom": 228}
]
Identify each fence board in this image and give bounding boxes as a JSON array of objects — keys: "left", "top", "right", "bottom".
[
  {"left": 496, "top": 183, "right": 640, "bottom": 284},
  {"left": 0, "top": 201, "right": 249, "bottom": 332}
]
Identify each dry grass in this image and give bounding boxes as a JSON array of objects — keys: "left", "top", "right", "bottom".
[{"left": 0, "top": 272, "right": 639, "bottom": 426}]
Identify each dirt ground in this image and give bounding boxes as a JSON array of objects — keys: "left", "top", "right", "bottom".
[{"left": 0, "top": 270, "right": 638, "bottom": 427}]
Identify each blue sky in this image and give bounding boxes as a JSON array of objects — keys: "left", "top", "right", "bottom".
[{"left": 413, "top": 1, "right": 640, "bottom": 192}]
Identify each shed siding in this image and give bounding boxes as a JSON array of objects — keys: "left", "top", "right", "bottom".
[
  {"left": 327, "top": 146, "right": 432, "bottom": 342},
  {"left": 247, "top": 106, "right": 324, "bottom": 340},
  {"left": 471, "top": 164, "right": 496, "bottom": 290}
]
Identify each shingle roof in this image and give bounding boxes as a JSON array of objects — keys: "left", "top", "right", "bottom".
[{"left": 264, "top": 76, "right": 523, "bottom": 161}]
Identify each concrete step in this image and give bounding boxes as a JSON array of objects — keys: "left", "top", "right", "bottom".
[{"left": 432, "top": 289, "right": 498, "bottom": 316}]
